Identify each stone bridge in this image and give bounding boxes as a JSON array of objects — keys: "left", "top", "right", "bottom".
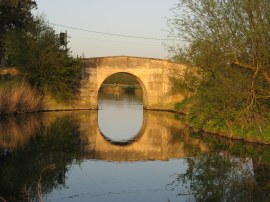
[{"left": 43, "top": 56, "right": 186, "bottom": 111}]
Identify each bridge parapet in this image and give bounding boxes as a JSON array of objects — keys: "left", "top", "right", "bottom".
[{"left": 82, "top": 56, "right": 172, "bottom": 69}]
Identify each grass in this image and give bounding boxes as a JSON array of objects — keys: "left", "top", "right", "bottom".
[
  {"left": 190, "top": 117, "right": 270, "bottom": 144},
  {"left": 0, "top": 78, "right": 41, "bottom": 114},
  {"left": 174, "top": 99, "right": 270, "bottom": 144},
  {"left": 174, "top": 97, "right": 193, "bottom": 113}
]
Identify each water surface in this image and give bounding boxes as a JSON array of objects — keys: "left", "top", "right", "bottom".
[{"left": 0, "top": 90, "right": 270, "bottom": 201}]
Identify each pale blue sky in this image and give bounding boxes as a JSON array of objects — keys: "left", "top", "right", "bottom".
[{"left": 34, "top": 0, "right": 179, "bottom": 59}]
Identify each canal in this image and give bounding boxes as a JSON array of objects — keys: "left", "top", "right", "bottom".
[{"left": 0, "top": 86, "right": 270, "bottom": 201}]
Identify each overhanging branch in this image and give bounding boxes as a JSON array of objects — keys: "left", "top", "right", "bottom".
[
  {"left": 232, "top": 61, "right": 270, "bottom": 85},
  {"left": 232, "top": 61, "right": 256, "bottom": 71},
  {"left": 262, "top": 70, "right": 270, "bottom": 83}
]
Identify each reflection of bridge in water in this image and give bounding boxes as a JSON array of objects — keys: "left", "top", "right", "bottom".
[
  {"left": 78, "top": 110, "right": 208, "bottom": 162},
  {"left": 0, "top": 110, "right": 208, "bottom": 162}
]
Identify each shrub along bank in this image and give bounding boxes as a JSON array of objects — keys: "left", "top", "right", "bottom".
[
  {"left": 1, "top": 1, "right": 81, "bottom": 113},
  {"left": 0, "top": 77, "right": 41, "bottom": 114},
  {"left": 168, "top": 1, "right": 270, "bottom": 144}
]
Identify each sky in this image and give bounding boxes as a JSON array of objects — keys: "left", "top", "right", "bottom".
[{"left": 34, "top": 0, "right": 179, "bottom": 59}]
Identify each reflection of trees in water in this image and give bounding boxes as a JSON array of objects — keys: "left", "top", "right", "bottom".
[
  {"left": 167, "top": 132, "right": 270, "bottom": 201},
  {"left": 0, "top": 115, "right": 83, "bottom": 202},
  {"left": 0, "top": 115, "right": 40, "bottom": 150},
  {"left": 167, "top": 152, "right": 270, "bottom": 202},
  {"left": 170, "top": 127, "right": 209, "bottom": 157}
]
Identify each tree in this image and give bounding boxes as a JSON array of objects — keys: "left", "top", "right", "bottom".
[
  {"left": 168, "top": 0, "right": 270, "bottom": 132},
  {"left": 0, "top": 0, "right": 36, "bottom": 60},
  {"left": 6, "top": 16, "right": 81, "bottom": 102}
]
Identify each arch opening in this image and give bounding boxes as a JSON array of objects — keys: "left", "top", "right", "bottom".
[
  {"left": 98, "top": 72, "right": 147, "bottom": 103},
  {"left": 97, "top": 72, "right": 145, "bottom": 143}
]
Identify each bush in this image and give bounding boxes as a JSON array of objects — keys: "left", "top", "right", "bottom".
[
  {"left": 6, "top": 16, "right": 81, "bottom": 102},
  {"left": 168, "top": 0, "right": 270, "bottom": 134}
]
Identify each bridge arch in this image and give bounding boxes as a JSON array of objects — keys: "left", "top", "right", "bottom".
[
  {"left": 97, "top": 71, "right": 147, "bottom": 107},
  {"left": 77, "top": 56, "right": 187, "bottom": 110}
]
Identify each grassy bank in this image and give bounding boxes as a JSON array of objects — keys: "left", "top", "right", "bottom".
[
  {"left": 174, "top": 100, "right": 270, "bottom": 145},
  {"left": 0, "top": 78, "right": 41, "bottom": 114}
]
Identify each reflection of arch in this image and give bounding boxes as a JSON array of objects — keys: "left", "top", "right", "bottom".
[
  {"left": 79, "top": 110, "right": 209, "bottom": 162},
  {"left": 97, "top": 74, "right": 145, "bottom": 144},
  {"left": 98, "top": 109, "right": 147, "bottom": 146},
  {"left": 97, "top": 72, "right": 147, "bottom": 107}
]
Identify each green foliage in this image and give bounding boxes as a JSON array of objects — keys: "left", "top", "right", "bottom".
[
  {"left": 0, "top": 0, "right": 36, "bottom": 57},
  {"left": 171, "top": 69, "right": 201, "bottom": 95},
  {"left": 6, "top": 16, "right": 81, "bottom": 102},
  {"left": 0, "top": 0, "right": 36, "bottom": 32},
  {"left": 174, "top": 97, "right": 193, "bottom": 111},
  {"left": 168, "top": 0, "right": 270, "bottom": 135}
]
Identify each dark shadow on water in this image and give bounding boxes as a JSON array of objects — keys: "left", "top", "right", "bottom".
[
  {"left": 0, "top": 113, "right": 83, "bottom": 202},
  {"left": 99, "top": 134, "right": 138, "bottom": 146}
]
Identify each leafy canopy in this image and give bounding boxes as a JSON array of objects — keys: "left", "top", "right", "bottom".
[
  {"left": 168, "top": 0, "right": 270, "bottom": 131},
  {"left": 0, "top": 0, "right": 36, "bottom": 56}
]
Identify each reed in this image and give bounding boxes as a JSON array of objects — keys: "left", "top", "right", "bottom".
[
  {"left": 37, "top": 164, "right": 56, "bottom": 202},
  {"left": 0, "top": 79, "right": 41, "bottom": 114},
  {"left": 0, "top": 196, "right": 7, "bottom": 202}
]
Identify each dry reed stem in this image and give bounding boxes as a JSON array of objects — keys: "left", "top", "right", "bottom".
[
  {"left": 0, "top": 80, "right": 41, "bottom": 114},
  {"left": 37, "top": 164, "right": 56, "bottom": 202},
  {"left": 0, "top": 196, "right": 7, "bottom": 202}
]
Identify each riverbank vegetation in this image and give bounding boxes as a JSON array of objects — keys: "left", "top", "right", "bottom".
[
  {"left": 0, "top": 0, "right": 81, "bottom": 114},
  {"left": 168, "top": 1, "right": 270, "bottom": 143},
  {"left": 0, "top": 0, "right": 36, "bottom": 60},
  {"left": 0, "top": 77, "right": 41, "bottom": 114},
  {"left": 6, "top": 16, "right": 81, "bottom": 102}
]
